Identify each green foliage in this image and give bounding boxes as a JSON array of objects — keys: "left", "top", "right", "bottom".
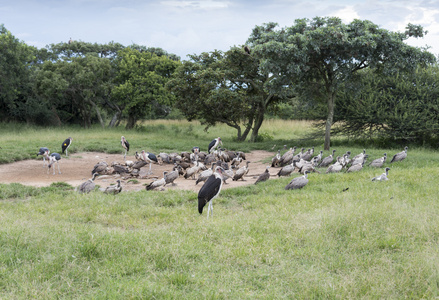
[
  {"left": 249, "top": 17, "right": 436, "bottom": 149},
  {"left": 112, "top": 48, "right": 180, "bottom": 129},
  {"left": 335, "top": 66, "right": 439, "bottom": 145}
]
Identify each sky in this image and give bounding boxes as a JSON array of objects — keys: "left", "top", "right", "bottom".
[{"left": 2, "top": 0, "right": 439, "bottom": 60}]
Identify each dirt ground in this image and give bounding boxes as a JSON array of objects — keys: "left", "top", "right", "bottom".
[{"left": 0, "top": 151, "right": 277, "bottom": 193}]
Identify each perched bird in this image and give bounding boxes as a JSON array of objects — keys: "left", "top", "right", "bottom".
[
  {"left": 37, "top": 147, "right": 50, "bottom": 167},
  {"left": 196, "top": 163, "right": 215, "bottom": 185},
  {"left": 78, "top": 173, "right": 98, "bottom": 194},
  {"left": 61, "top": 137, "right": 73, "bottom": 157},
  {"left": 319, "top": 149, "right": 336, "bottom": 167},
  {"left": 164, "top": 166, "right": 180, "bottom": 185},
  {"left": 208, "top": 137, "right": 222, "bottom": 153},
  {"left": 368, "top": 153, "right": 387, "bottom": 168},
  {"left": 146, "top": 172, "right": 166, "bottom": 190},
  {"left": 141, "top": 150, "right": 158, "bottom": 174},
  {"left": 244, "top": 45, "right": 251, "bottom": 55},
  {"left": 271, "top": 150, "right": 281, "bottom": 167},
  {"left": 102, "top": 180, "right": 122, "bottom": 195},
  {"left": 198, "top": 166, "right": 224, "bottom": 218},
  {"left": 285, "top": 171, "right": 309, "bottom": 190},
  {"left": 91, "top": 161, "right": 108, "bottom": 175},
  {"left": 121, "top": 136, "right": 130, "bottom": 160},
  {"left": 255, "top": 166, "right": 270, "bottom": 184},
  {"left": 233, "top": 161, "right": 250, "bottom": 181},
  {"left": 372, "top": 167, "right": 391, "bottom": 181},
  {"left": 47, "top": 153, "right": 62, "bottom": 175},
  {"left": 277, "top": 160, "right": 297, "bottom": 177},
  {"left": 390, "top": 146, "right": 408, "bottom": 163}
]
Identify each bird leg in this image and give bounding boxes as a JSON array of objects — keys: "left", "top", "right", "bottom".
[
  {"left": 57, "top": 161, "right": 61, "bottom": 174},
  {"left": 147, "top": 163, "right": 153, "bottom": 175},
  {"left": 124, "top": 149, "right": 127, "bottom": 160}
]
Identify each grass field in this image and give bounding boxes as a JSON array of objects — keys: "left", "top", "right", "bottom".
[{"left": 0, "top": 120, "right": 438, "bottom": 298}]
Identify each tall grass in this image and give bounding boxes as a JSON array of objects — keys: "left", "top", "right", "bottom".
[{"left": 0, "top": 120, "right": 439, "bottom": 298}]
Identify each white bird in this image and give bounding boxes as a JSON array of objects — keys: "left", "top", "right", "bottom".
[
  {"left": 198, "top": 166, "right": 224, "bottom": 218},
  {"left": 102, "top": 180, "right": 122, "bottom": 194},
  {"left": 372, "top": 167, "right": 390, "bottom": 181},
  {"left": 146, "top": 172, "right": 166, "bottom": 190}
]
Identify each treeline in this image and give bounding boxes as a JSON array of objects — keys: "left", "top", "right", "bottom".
[{"left": 1, "top": 18, "right": 437, "bottom": 146}]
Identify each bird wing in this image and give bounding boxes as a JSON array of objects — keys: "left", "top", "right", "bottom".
[
  {"left": 125, "top": 140, "right": 130, "bottom": 151},
  {"left": 148, "top": 152, "right": 158, "bottom": 163},
  {"left": 198, "top": 175, "right": 222, "bottom": 214},
  {"left": 207, "top": 140, "right": 216, "bottom": 153}
]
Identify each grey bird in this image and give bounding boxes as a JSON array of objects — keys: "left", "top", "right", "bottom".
[
  {"left": 146, "top": 172, "right": 167, "bottom": 190},
  {"left": 277, "top": 160, "right": 297, "bottom": 177},
  {"left": 285, "top": 171, "right": 309, "bottom": 190},
  {"left": 78, "top": 173, "right": 99, "bottom": 194},
  {"left": 390, "top": 146, "right": 408, "bottom": 163},
  {"left": 233, "top": 161, "right": 251, "bottom": 181},
  {"left": 368, "top": 153, "right": 387, "bottom": 168},
  {"left": 102, "top": 180, "right": 122, "bottom": 194},
  {"left": 91, "top": 161, "right": 108, "bottom": 175},
  {"left": 319, "top": 149, "right": 336, "bottom": 167},
  {"left": 372, "top": 167, "right": 391, "bottom": 181},
  {"left": 255, "top": 166, "right": 270, "bottom": 184},
  {"left": 164, "top": 166, "right": 180, "bottom": 185}
]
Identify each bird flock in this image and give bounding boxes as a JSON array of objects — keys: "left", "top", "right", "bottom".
[{"left": 35, "top": 136, "right": 409, "bottom": 218}]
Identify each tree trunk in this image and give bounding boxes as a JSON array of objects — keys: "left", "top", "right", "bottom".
[
  {"left": 324, "top": 93, "right": 335, "bottom": 150},
  {"left": 88, "top": 99, "right": 105, "bottom": 128},
  {"left": 250, "top": 103, "right": 265, "bottom": 142},
  {"left": 108, "top": 111, "right": 121, "bottom": 128},
  {"left": 126, "top": 114, "right": 137, "bottom": 129}
]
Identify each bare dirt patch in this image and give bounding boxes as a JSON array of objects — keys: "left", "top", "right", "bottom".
[{"left": 0, "top": 151, "right": 276, "bottom": 193}]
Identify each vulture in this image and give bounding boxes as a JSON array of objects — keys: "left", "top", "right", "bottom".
[
  {"left": 102, "top": 180, "right": 122, "bottom": 195},
  {"left": 368, "top": 153, "right": 387, "bottom": 168},
  {"left": 146, "top": 172, "right": 166, "bottom": 190},
  {"left": 254, "top": 166, "right": 270, "bottom": 184},
  {"left": 372, "top": 167, "right": 390, "bottom": 181},
  {"left": 285, "top": 171, "right": 309, "bottom": 190},
  {"left": 232, "top": 161, "right": 251, "bottom": 181},
  {"left": 390, "top": 146, "right": 408, "bottom": 163},
  {"left": 78, "top": 173, "right": 98, "bottom": 194},
  {"left": 319, "top": 149, "right": 336, "bottom": 167}
]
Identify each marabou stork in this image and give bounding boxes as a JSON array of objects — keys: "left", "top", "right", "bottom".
[
  {"left": 37, "top": 147, "right": 50, "bottom": 167},
  {"left": 141, "top": 150, "right": 158, "bottom": 174},
  {"left": 61, "top": 137, "right": 73, "bottom": 157},
  {"left": 208, "top": 137, "right": 222, "bottom": 154},
  {"left": 121, "top": 136, "right": 130, "bottom": 160},
  {"left": 47, "top": 153, "right": 62, "bottom": 175},
  {"left": 78, "top": 173, "right": 99, "bottom": 193},
  {"left": 390, "top": 146, "right": 408, "bottom": 163},
  {"left": 198, "top": 166, "right": 224, "bottom": 218},
  {"left": 372, "top": 167, "right": 391, "bottom": 181}
]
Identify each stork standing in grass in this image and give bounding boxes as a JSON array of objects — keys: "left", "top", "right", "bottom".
[
  {"left": 121, "top": 136, "right": 130, "bottom": 160},
  {"left": 37, "top": 147, "right": 50, "bottom": 167},
  {"left": 198, "top": 166, "right": 224, "bottom": 218},
  {"left": 47, "top": 153, "right": 62, "bottom": 175},
  {"left": 61, "top": 137, "right": 72, "bottom": 157},
  {"left": 208, "top": 137, "right": 222, "bottom": 154}
]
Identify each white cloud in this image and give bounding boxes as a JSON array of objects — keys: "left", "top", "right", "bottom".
[{"left": 160, "top": 0, "right": 230, "bottom": 9}]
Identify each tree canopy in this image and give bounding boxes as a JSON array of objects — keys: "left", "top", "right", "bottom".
[{"left": 248, "top": 17, "right": 436, "bottom": 149}]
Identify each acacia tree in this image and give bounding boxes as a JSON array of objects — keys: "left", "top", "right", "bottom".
[
  {"left": 249, "top": 17, "right": 435, "bottom": 149},
  {"left": 167, "top": 48, "right": 290, "bottom": 141}
]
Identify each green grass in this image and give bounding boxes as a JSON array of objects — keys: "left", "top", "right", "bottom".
[{"left": 0, "top": 120, "right": 439, "bottom": 298}]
